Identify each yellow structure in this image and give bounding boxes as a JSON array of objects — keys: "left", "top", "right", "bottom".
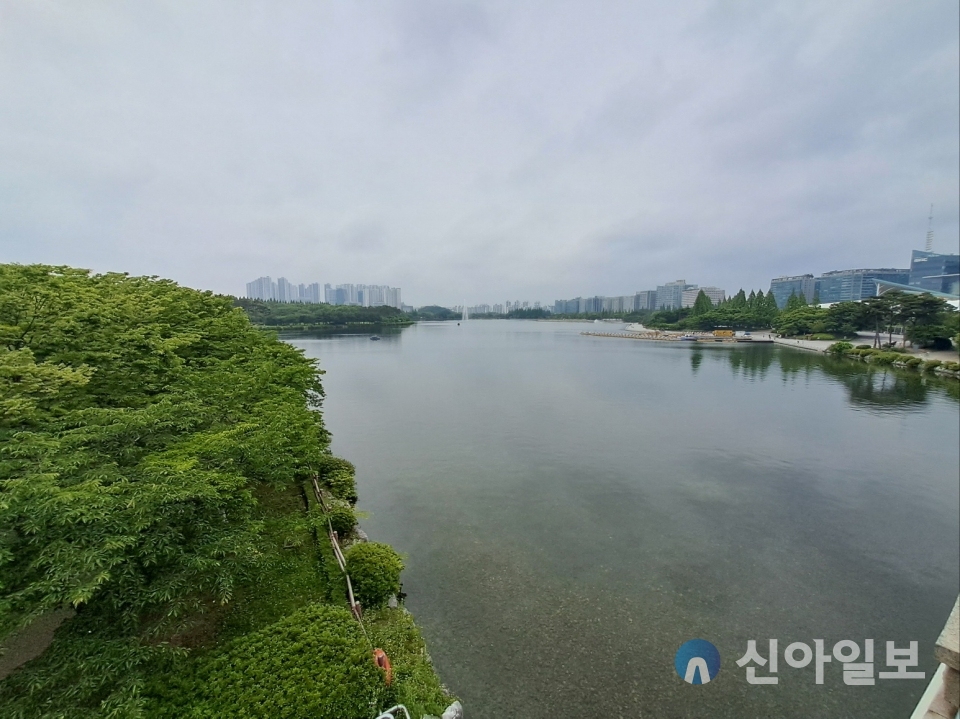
[{"left": 712, "top": 329, "right": 734, "bottom": 337}]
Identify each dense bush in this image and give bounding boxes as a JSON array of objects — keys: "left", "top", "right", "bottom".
[
  {"left": 325, "top": 468, "right": 359, "bottom": 505},
  {"left": 326, "top": 499, "right": 357, "bottom": 537},
  {"left": 869, "top": 352, "right": 902, "bottom": 365},
  {"left": 856, "top": 344, "right": 872, "bottom": 349},
  {"left": 827, "top": 341, "right": 853, "bottom": 355},
  {"left": 148, "top": 604, "right": 384, "bottom": 719},
  {"left": 0, "top": 265, "right": 328, "bottom": 639},
  {"left": 319, "top": 454, "right": 356, "bottom": 476},
  {"left": 923, "top": 360, "right": 942, "bottom": 371},
  {"left": 345, "top": 543, "right": 404, "bottom": 609}
]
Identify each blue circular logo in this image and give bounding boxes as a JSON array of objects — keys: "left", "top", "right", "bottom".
[{"left": 675, "top": 639, "right": 721, "bottom": 684}]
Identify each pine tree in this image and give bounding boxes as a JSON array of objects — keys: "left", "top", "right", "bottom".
[{"left": 692, "top": 290, "right": 713, "bottom": 316}]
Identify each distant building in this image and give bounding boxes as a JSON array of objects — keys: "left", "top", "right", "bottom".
[
  {"left": 582, "top": 296, "right": 604, "bottom": 313},
  {"left": 635, "top": 290, "right": 657, "bottom": 311},
  {"left": 246, "top": 276, "right": 275, "bottom": 301},
  {"left": 681, "top": 286, "right": 725, "bottom": 308},
  {"left": 553, "top": 298, "right": 579, "bottom": 314},
  {"left": 656, "top": 280, "right": 696, "bottom": 310},
  {"left": 769, "top": 274, "right": 816, "bottom": 308},
  {"left": 815, "top": 268, "right": 909, "bottom": 304},
  {"left": 909, "top": 250, "right": 959, "bottom": 296},
  {"left": 248, "top": 278, "right": 400, "bottom": 306}
]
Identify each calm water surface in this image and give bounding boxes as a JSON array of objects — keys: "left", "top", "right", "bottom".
[{"left": 288, "top": 321, "right": 959, "bottom": 719}]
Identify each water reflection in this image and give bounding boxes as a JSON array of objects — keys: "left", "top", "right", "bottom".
[
  {"left": 689, "top": 347, "right": 703, "bottom": 373},
  {"left": 717, "top": 344, "right": 956, "bottom": 411},
  {"left": 291, "top": 322, "right": 958, "bottom": 719}
]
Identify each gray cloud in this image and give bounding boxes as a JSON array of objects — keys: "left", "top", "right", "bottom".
[{"left": 1, "top": 0, "right": 957, "bottom": 305}]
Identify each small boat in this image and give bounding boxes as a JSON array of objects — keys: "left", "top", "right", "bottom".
[{"left": 370, "top": 335, "right": 381, "bottom": 341}]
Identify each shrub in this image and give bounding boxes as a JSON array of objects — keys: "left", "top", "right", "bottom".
[
  {"left": 903, "top": 356, "right": 923, "bottom": 367},
  {"left": 325, "top": 469, "right": 359, "bottom": 505},
  {"left": 942, "top": 361, "right": 960, "bottom": 372},
  {"left": 923, "top": 360, "right": 942, "bottom": 371},
  {"left": 870, "top": 352, "right": 900, "bottom": 365},
  {"left": 325, "top": 499, "right": 357, "bottom": 537},
  {"left": 856, "top": 344, "right": 872, "bottom": 350},
  {"left": 827, "top": 341, "right": 853, "bottom": 355},
  {"left": 319, "top": 455, "right": 356, "bottom": 477},
  {"left": 811, "top": 333, "right": 836, "bottom": 341},
  {"left": 345, "top": 543, "right": 404, "bottom": 609},
  {"left": 148, "top": 604, "right": 384, "bottom": 719}
]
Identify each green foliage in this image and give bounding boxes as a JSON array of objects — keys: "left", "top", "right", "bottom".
[
  {"left": 773, "top": 306, "right": 826, "bottom": 336},
  {"left": 324, "top": 500, "right": 357, "bottom": 538},
  {"left": 827, "top": 342, "right": 854, "bottom": 355},
  {"left": 856, "top": 344, "right": 872, "bottom": 350},
  {"left": 324, "top": 468, "right": 359, "bottom": 505},
  {"left": 923, "top": 360, "right": 942, "bottom": 371},
  {"left": 0, "top": 615, "right": 178, "bottom": 719},
  {"left": 0, "top": 265, "right": 330, "bottom": 640},
  {"left": 506, "top": 308, "right": 549, "bottom": 319},
  {"left": 345, "top": 543, "right": 403, "bottom": 609},
  {"left": 647, "top": 288, "right": 780, "bottom": 331},
  {"left": 147, "top": 604, "right": 384, "bottom": 719},
  {"left": 0, "top": 264, "right": 450, "bottom": 718},
  {"left": 413, "top": 306, "right": 460, "bottom": 321},
  {"left": 869, "top": 352, "right": 902, "bottom": 366},
  {"left": 365, "top": 608, "right": 455, "bottom": 718},
  {"left": 691, "top": 290, "right": 713, "bottom": 316},
  {"left": 234, "top": 298, "right": 411, "bottom": 327},
  {"left": 785, "top": 290, "right": 807, "bottom": 311},
  {"left": 318, "top": 454, "right": 356, "bottom": 476}
]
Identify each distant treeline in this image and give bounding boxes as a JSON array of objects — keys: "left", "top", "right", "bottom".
[
  {"left": 550, "top": 288, "right": 958, "bottom": 348},
  {"left": 413, "top": 305, "right": 461, "bottom": 321},
  {"left": 234, "top": 297, "right": 413, "bottom": 326}
]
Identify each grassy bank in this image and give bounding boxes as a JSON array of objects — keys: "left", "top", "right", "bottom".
[{"left": 827, "top": 342, "right": 960, "bottom": 378}]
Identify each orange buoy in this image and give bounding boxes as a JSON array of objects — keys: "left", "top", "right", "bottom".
[{"left": 373, "top": 648, "right": 393, "bottom": 685}]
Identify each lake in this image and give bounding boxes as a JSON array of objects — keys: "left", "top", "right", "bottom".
[{"left": 288, "top": 320, "right": 960, "bottom": 719}]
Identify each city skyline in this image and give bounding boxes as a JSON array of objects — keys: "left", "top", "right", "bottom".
[{"left": 246, "top": 276, "right": 402, "bottom": 309}]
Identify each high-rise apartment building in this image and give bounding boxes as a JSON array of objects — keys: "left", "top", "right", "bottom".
[
  {"left": 769, "top": 275, "right": 816, "bottom": 308},
  {"left": 635, "top": 290, "right": 657, "bottom": 310},
  {"left": 656, "top": 280, "right": 696, "bottom": 310},
  {"left": 246, "top": 276, "right": 275, "bottom": 301},
  {"left": 248, "top": 278, "right": 400, "bottom": 306}
]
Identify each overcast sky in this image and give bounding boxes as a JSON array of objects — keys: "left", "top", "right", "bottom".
[{"left": 2, "top": 1, "right": 958, "bottom": 306}]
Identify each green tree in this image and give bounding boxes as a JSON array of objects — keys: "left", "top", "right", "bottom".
[
  {"left": 899, "top": 293, "right": 957, "bottom": 349},
  {"left": 692, "top": 290, "right": 713, "bottom": 316},
  {"left": 0, "top": 265, "right": 329, "bottom": 639},
  {"left": 785, "top": 290, "right": 808, "bottom": 312}
]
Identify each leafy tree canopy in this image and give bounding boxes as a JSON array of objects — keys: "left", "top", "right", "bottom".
[{"left": 0, "top": 264, "right": 330, "bottom": 638}]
